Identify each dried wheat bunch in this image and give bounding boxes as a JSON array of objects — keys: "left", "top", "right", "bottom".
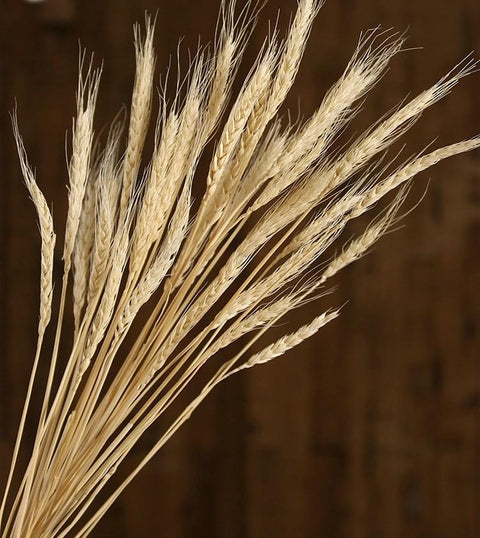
[{"left": 1, "top": 0, "right": 478, "bottom": 536}]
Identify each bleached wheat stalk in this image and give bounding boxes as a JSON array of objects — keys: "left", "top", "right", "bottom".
[{"left": 1, "top": 0, "right": 478, "bottom": 536}]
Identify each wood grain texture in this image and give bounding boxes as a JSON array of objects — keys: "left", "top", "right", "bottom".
[{"left": 0, "top": 0, "right": 479, "bottom": 537}]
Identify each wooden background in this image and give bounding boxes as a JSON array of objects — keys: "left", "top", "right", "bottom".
[{"left": 1, "top": 0, "right": 479, "bottom": 537}]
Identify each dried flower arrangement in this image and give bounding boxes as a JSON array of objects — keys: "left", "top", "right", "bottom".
[{"left": 1, "top": 0, "right": 478, "bottom": 536}]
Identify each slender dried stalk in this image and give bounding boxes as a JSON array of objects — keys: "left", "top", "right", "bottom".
[
  {"left": 2, "top": 0, "right": 478, "bottom": 536},
  {"left": 0, "top": 114, "right": 57, "bottom": 529}
]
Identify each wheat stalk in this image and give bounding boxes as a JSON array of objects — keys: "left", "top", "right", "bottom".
[{"left": 1, "top": 0, "right": 478, "bottom": 536}]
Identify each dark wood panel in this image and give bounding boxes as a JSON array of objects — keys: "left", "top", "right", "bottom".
[{"left": 1, "top": 1, "right": 478, "bottom": 537}]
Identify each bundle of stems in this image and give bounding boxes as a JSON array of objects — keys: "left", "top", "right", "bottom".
[{"left": 1, "top": 0, "right": 478, "bottom": 536}]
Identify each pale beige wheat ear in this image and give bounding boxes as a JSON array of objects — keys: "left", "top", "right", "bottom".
[
  {"left": 1, "top": 113, "right": 57, "bottom": 531},
  {"left": 1, "top": 0, "right": 479, "bottom": 536}
]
